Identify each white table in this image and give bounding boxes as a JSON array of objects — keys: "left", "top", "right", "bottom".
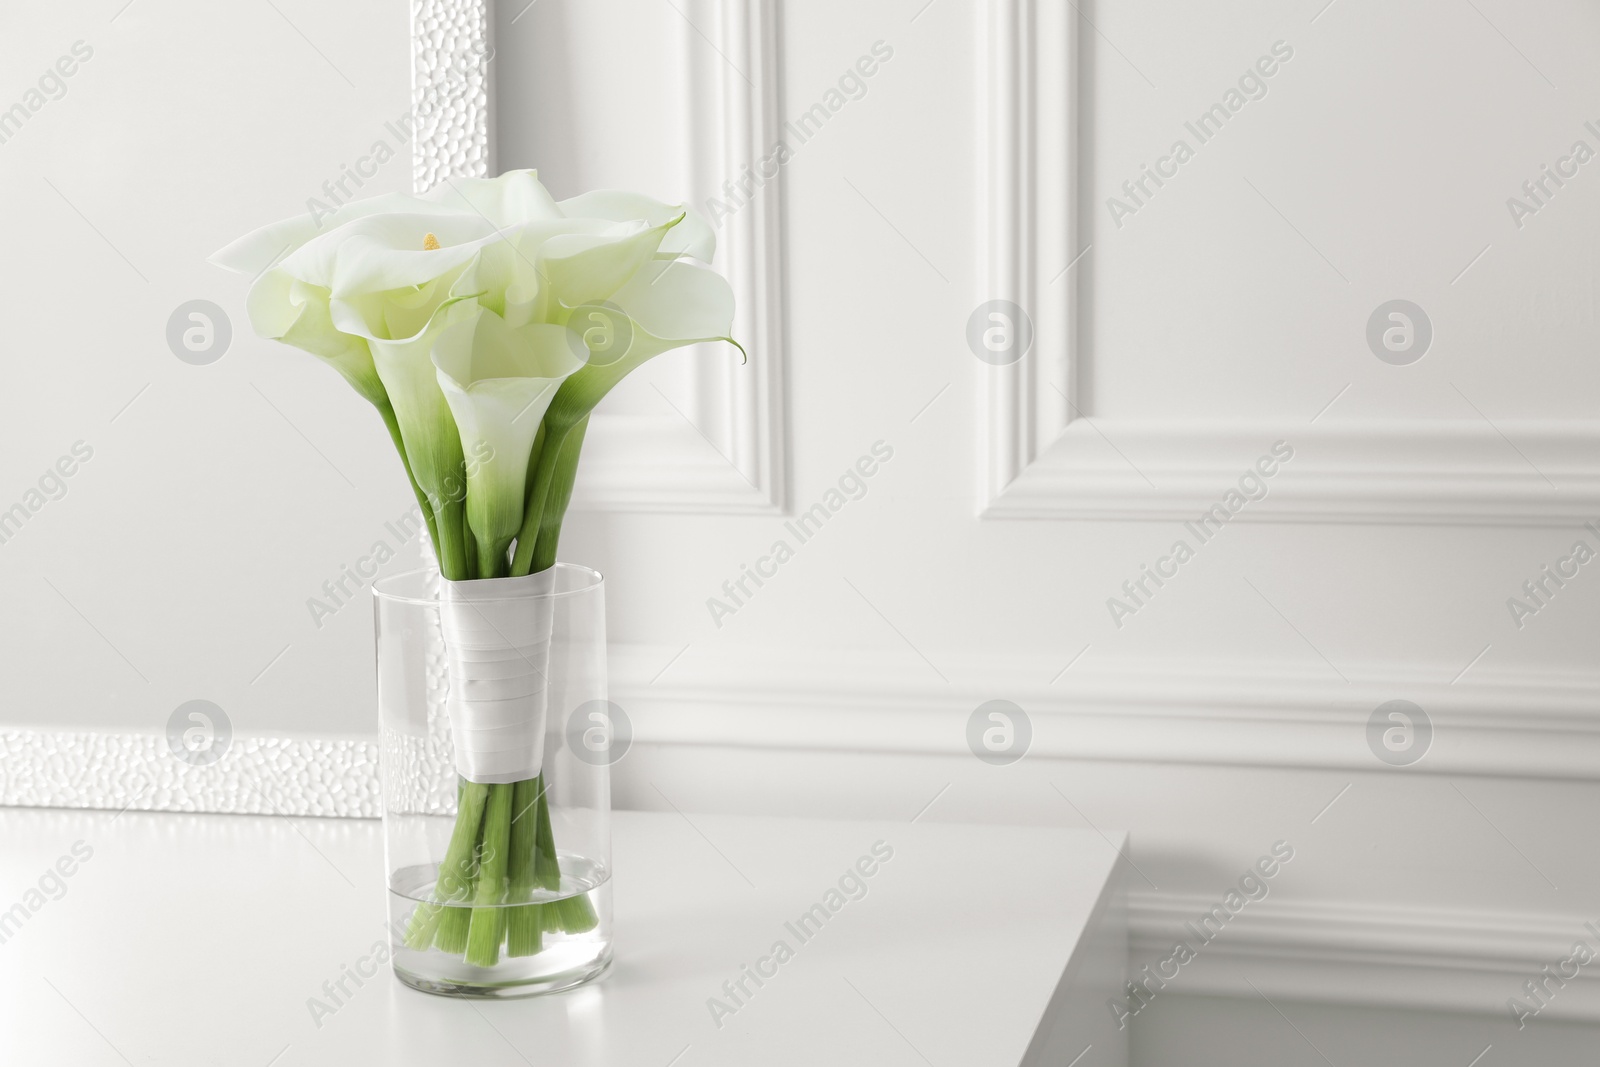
[{"left": 0, "top": 808, "right": 1127, "bottom": 1066}]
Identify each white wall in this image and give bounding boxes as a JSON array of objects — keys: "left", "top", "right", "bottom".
[
  {"left": 0, "top": 0, "right": 416, "bottom": 735},
  {"left": 6, "top": 0, "right": 1600, "bottom": 1054}
]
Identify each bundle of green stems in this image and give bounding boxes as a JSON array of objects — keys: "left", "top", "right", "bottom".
[{"left": 396, "top": 411, "right": 597, "bottom": 965}]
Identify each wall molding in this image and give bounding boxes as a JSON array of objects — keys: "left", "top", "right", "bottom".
[
  {"left": 978, "top": 0, "right": 1600, "bottom": 526},
  {"left": 988, "top": 418, "right": 1600, "bottom": 525},
  {"left": 679, "top": 0, "right": 787, "bottom": 514},
  {"left": 981, "top": 0, "right": 1077, "bottom": 516},
  {"left": 412, "top": 0, "right": 786, "bottom": 514},
  {"left": 12, "top": 645, "right": 1599, "bottom": 821},
  {"left": 611, "top": 644, "right": 1600, "bottom": 781},
  {"left": 1129, "top": 891, "right": 1600, "bottom": 1021}
]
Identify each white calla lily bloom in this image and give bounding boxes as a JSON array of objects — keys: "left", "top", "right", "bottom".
[
  {"left": 211, "top": 169, "right": 738, "bottom": 581},
  {"left": 543, "top": 255, "right": 740, "bottom": 428},
  {"left": 433, "top": 309, "right": 587, "bottom": 562}
]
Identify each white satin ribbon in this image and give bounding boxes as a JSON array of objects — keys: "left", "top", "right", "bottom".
[{"left": 438, "top": 570, "right": 556, "bottom": 783}]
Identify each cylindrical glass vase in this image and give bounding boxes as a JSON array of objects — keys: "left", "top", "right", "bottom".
[{"left": 373, "top": 565, "right": 612, "bottom": 998}]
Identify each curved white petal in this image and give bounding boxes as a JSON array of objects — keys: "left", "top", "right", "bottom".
[
  {"left": 536, "top": 217, "right": 677, "bottom": 309},
  {"left": 210, "top": 192, "right": 434, "bottom": 276},
  {"left": 545, "top": 258, "right": 738, "bottom": 427},
  {"left": 419, "top": 170, "right": 564, "bottom": 227},
  {"left": 246, "top": 271, "right": 384, "bottom": 405},
  {"left": 560, "top": 190, "right": 716, "bottom": 263},
  {"left": 608, "top": 256, "right": 736, "bottom": 342},
  {"left": 446, "top": 218, "right": 625, "bottom": 325},
  {"left": 279, "top": 213, "right": 501, "bottom": 295},
  {"left": 433, "top": 314, "right": 587, "bottom": 544},
  {"left": 214, "top": 171, "right": 564, "bottom": 278},
  {"left": 363, "top": 299, "right": 483, "bottom": 506},
  {"left": 329, "top": 270, "right": 469, "bottom": 350}
]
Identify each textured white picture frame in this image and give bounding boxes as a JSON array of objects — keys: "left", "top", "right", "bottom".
[
  {"left": 979, "top": 0, "right": 1600, "bottom": 525},
  {"left": 412, "top": 0, "right": 787, "bottom": 514},
  {"left": 411, "top": 0, "right": 496, "bottom": 190}
]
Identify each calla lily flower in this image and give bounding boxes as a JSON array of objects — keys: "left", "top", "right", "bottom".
[
  {"left": 432, "top": 308, "right": 587, "bottom": 566},
  {"left": 209, "top": 172, "right": 562, "bottom": 409},
  {"left": 242, "top": 272, "right": 385, "bottom": 407},
  {"left": 419, "top": 170, "right": 566, "bottom": 228},
  {"left": 213, "top": 168, "right": 740, "bottom": 582},
  {"left": 278, "top": 213, "right": 501, "bottom": 297},
  {"left": 545, "top": 255, "right": 739, "bottom": 429},
  {"left": 443, "top": 214, "right": 674, "bottom": 327},
  {"left": 505, "top": 254, "right": 738, "bottom": 577},
  {"left": 534, "top": 216, "right": 681, "bottom": 310},
  {"left": 328, "top": 281, "right": 481, "bottom": 526},
  {"left": 560, "top": 189, "right": 717, "bottom": 263},
  {"left": 285, "top": 211, "right": 676, "bottom": 543},
  {"left": 210, "top": 191, "right": 437, "bottom": 277}
]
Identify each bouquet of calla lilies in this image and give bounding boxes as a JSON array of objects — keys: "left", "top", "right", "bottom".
[{"left": 213, "top": 170, "right": 738, "bottom": 966}]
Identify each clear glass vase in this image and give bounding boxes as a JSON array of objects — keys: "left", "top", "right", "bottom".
[{"left": 373, "top": 564, "right": 613, "bottom": 998}]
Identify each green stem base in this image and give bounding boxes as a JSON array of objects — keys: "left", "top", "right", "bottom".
[{"left": 406, "top": 773, "right": 596, "bottom": 965}]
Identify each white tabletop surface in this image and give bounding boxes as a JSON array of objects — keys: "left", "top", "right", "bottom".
[{"left": 0, "top": 807, "right": 1126, "bottom": 1066}]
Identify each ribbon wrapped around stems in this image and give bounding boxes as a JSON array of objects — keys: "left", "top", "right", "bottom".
[{"left": 438, "top": 569, "right": 557, "bottom": 784}]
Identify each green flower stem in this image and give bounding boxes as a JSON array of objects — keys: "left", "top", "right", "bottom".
[
  {"left": 529, "top": 772, "right": 566, "bottom": 935},
  {"left": 529, "top": 417, "right": 588, "bottom": 576},
  {"left": 435, "top": 495, "right": 471, "bottom": 581},
  {"left": 464, "top": 783, "right": 515, "bottom": 966},
  {"left": 433, "top": 875, "right": 475, "bottom": 953},
  {"left": 507, "top": 427, "right": 567, "bottom": 577},
  {"left": 533, "top": 773, "right": 560, "bottom": 892},
  {"left": 520, "top": 421, "right": 597, "bottom": 932},
  {"left": 474, "top": 536, "right": 512, "bottom": 579},
  {"left": 523, "top": 423, "right": 547, "bottom": 505},
  {"left": 504, "top": 776, "right": 546, "bottom": 957},
  {"left": 551, "top": 889, "right": 599, "bottom": 934},
  {"left": 508, "top": 416, "right": 587, "bottom": 578},
  {"left": 536, "top": 774, "right": 598, "bottom": 933},
  {"left": 376, "top": 398, "right": 441, "bottom": 555},
  {"left": 419, "top": 416, "right": 595, "bottom": 965},
  {"left": 404, "top": 780, "right": 490, "bottom": 950}
]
